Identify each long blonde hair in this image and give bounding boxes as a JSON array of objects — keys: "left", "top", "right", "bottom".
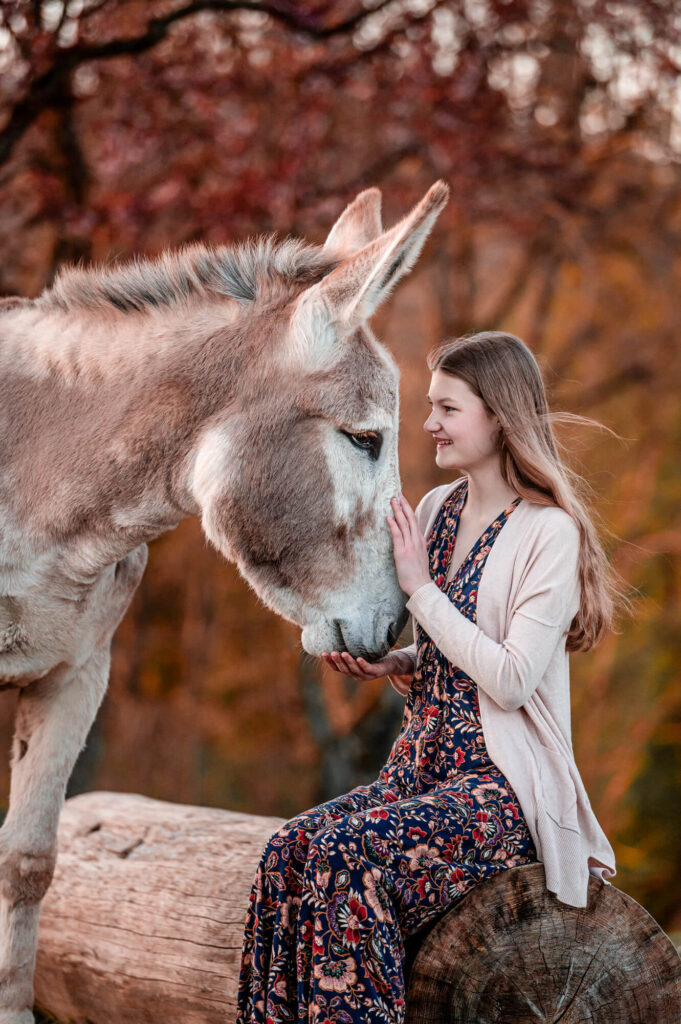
[{"left": 428, "top": 331, "right": 632, "bottom": 652}]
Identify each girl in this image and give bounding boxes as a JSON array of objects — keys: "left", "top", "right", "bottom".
[{"left": 237, "top": 330, "right": 622, "bottom": 1024}]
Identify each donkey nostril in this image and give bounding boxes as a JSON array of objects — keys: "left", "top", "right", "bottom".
[
  {"left": 387, "top": 608, "right": 409, "bottom": 648},
  {"left": 334, "top": 619, "right": 372, "bottom": 659},
  {"left": 332, "top": 618, "right": 346, "bottom": 652}
]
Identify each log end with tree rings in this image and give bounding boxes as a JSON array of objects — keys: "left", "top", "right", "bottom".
[{"left": 404, "top": 861, "right": 681, "bottom": 1024}]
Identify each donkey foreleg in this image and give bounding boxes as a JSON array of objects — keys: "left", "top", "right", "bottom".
[
  {"left": 0, "top": 545, "right": 147, "bottom": 1024},
  {"left": 0, "top": 647, "right": 112, "bottom": 1024}
]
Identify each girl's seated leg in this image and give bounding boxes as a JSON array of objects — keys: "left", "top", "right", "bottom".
[
  {"left": 237, "top": 778, "right": 403, "bottom": 1024},
  {"left": 295, "top": 769, "right": 537, "bottom": 1024}
]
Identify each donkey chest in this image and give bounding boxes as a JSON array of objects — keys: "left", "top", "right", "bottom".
[
  {"left": 0, "top": 584, "right": 75, "bottom": 685},
  {"left": 0, "top": 595, "right": 28, "bottom": 654},
  {"left": 0, "top": 555, "right": 104, "bottom": 686}
]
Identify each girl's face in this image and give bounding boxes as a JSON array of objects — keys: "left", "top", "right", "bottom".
[{"left": 424, "top": 370, "right": 501, "bottom": 473}]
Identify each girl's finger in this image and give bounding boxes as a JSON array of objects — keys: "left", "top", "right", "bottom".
[
  {"left": 386, "top": 515, "right": 404, "bottom": 550},
  {"left": 401, "top": 495, "right": 421, "bottom": 552},
  {"left": 356, "top": 657, "right": 390, "bottom": 678},
  {"left": 330, "top": 651, "right": 349, "bottom": 674},
  {"left": 400, "top": 495, "right": 422, "bottom": 544},
  {"left": 325, "top": 652, "right": 364, "bottom": 679},
  {"left": 391, "top": 497, "right": 410, "bottom": 536},
  {"left": 399, "top": 494, "right": 416, "bottom": 525},
  {"left": 341, "top": 652, "right": 373, "bottom": 679}
]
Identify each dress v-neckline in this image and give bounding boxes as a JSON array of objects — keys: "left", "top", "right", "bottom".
[{"left": 444, "top": 481, "right": 520, "bottom": 588}]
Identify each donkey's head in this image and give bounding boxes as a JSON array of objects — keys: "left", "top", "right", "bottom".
[{"left": 192, "top": 182, "right": 448, "bottom": 658}]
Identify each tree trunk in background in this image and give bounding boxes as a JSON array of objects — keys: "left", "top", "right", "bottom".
[{"left": 36, "top": 793, "right": 681, "bottom": 1024}]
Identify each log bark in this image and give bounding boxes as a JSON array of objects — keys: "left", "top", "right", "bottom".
[
  {"left": 405, "top": 861, "right": 681, "bottom": 1024},
  {"left": 35, "top": 792, "right": 681, "bottom": 1024},
  {"left": 35, "top": 791, "right": 285, "bottom": 1024}
]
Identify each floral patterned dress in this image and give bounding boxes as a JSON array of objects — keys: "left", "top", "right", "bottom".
[{"left": 237, "top": 478, "right": 538, "bottom": 1024}]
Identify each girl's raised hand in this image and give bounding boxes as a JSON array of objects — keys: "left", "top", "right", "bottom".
[{"left": 386, "top": 494, "right": 431, "bottom": 597}]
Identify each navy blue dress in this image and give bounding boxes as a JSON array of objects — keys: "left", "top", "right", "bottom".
[{"left": 237, "top": 478, "right": 538, "bottom": 1024}]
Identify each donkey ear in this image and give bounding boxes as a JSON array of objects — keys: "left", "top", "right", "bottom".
[
  {"left": 320, "top": 180, "right": 449, "bottom": 328},
  {"left": 322, "top": 187, "right": 383, "bottom": 257}
]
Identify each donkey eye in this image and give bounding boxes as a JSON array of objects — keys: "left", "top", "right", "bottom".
[{"left": 340, "top": 430, "right": 383, "bottom": 461}]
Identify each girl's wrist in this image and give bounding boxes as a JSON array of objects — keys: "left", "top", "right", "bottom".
[
  {"left": 392, "top": 649, "right": 415, "bottom": 673},
  {"left": 406, "top": 577, "right": 433, "bottom": 599}
]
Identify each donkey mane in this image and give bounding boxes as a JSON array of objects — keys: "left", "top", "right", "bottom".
[{"left": 39, "top": 236, "right": 341, "bottom": 315}]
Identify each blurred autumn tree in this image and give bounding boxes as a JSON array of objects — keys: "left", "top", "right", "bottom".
[{"left": 0, "top": 0, "right": 680, "bottom": 930}]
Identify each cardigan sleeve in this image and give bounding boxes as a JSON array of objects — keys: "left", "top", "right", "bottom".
[{"left": 406, "top": 513, "right": 581, "bottom": 712}]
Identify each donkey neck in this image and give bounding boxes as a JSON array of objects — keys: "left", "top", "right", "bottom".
[{"left": 0, "top": 299, "right": 257, "bottom": 577}]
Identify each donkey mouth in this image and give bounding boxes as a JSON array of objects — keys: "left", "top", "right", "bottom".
[{"left": 333, "top": 609, "right": 408, "bottom": 660}]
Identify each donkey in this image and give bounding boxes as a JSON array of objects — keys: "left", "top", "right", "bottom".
[{"left": 0, "top": 180, "right": 448, "bottom": 1022}]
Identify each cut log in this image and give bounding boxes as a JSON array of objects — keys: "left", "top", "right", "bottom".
[
  {"left": 35, "top": 791, "right": 285, "bottom": 1024},
  {"left": 35, "top": 793, "right": 681, "bottom": 1024},
  {"left": 405, "top": 862, "right": 681, "bottom": 1024}
]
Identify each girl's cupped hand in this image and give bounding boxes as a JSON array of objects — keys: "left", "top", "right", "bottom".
[{"left": 321, "top": 649, "right": 414, "bottom": 695}]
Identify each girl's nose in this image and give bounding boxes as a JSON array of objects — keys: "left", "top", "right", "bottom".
[{"left": 423, "top": 412, "right": 439, "bottom": 432}]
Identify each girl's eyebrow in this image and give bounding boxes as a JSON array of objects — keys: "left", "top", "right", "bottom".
[{"left": 426, "top": 395, "right": 457, "bottom": 403}]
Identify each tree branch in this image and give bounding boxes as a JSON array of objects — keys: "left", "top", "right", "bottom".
[{"left": 0, "top": 0, "right": 398, "bottom": 167}]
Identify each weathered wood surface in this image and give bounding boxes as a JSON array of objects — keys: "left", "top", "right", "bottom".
[
  {"left": 405, "top": 861, "right": 681, "bottom": 1024},
  {"left": 35, "top": 792, "right": 285, "bottom": 1024},
  {"left": 35, "top": 793, "right": 681, "bottom": 1024}
]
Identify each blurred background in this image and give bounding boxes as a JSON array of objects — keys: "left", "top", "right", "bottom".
[{"left": 0, "top": 0, "right": 679, "bottom": 936}]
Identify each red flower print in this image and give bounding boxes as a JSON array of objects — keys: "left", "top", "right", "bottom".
[
  {"left": 473, "top": 810, "right": 490, "bottom": 845},
  {"left": 442, "top": 836, "right": 464, "bottom": 862},
  {"left": 448, "top": 866, "right": 468, "bottom": 895},
  {"left": 416, "top": 877, "right": 430, "bottom": 899},
  {"left": 344, "top": 897, "right": 368, "bottom": 945},
  {"left": 407, "top": 826, "right": 427, "bottom": 840}
]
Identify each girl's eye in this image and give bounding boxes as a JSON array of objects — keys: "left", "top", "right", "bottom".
[{"left": 444, "top": 406, "right": 458, "bottom": 413}]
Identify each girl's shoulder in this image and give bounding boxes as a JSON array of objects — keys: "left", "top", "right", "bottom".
[
  {"left": 510, "top": 503, "right": 581, "bottom": 574},
  {"left": 518, "top": 501, "right": 580, "bottom": 541},
  {"left": 414, "top": 479, "right": 579, "bottom": 548}
]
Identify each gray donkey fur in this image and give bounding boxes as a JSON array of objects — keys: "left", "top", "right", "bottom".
[{"left": 0, "top": 181, "right": 448, "bottom": 1022}]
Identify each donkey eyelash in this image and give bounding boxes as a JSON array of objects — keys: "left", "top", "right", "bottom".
[{"left": 339, "top": 430, "right": 383, "bottom": 462}]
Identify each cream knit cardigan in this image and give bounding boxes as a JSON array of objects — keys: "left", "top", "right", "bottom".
[{"left": 396, "top": 476, "right": 616, "bottom": 908}]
